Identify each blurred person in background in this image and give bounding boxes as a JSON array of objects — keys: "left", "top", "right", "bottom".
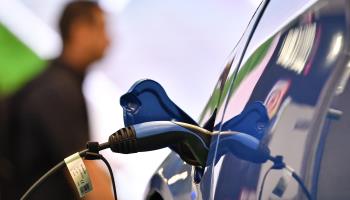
[
  {"left": 0, "top": 97, "right": 12, "bottom": 199},
  {"left": 6, "top": 1, "right": 113, "bottom": 199}
]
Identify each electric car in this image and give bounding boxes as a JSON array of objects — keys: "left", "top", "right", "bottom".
[{"left": 121, "top": 0, "right": 350, "bottom": 199}]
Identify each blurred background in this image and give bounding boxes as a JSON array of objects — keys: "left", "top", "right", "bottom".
[{"left": 0, "top": 0, "right": 259, "bottom": 199}]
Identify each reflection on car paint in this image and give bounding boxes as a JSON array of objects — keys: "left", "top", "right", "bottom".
[
  {"left": 212, "top": 102, "right": 270, "bottom": 199},
  {"left": 220, "top": 35, "right": 280, "bottom": 123},
  {"left": 199, "top": 1, "right": 268, "bottom": 128},
  {"left": 325, "top": 32, "right": 343, "bottom": 66},
  {"left": 270, "top": 169, "right": 292, "bottom": 198},
  {"left": 264, "top": 79, "right": 291, "bottom": 118},
  {"left": 212, "top": 2, "right": 348, "bottom": 199},
  {"left": 335, "top": 61, "right": 350, "bottom": 95},
  {"left": 276, "top": 23, "right": 317, "bottom": 75}
]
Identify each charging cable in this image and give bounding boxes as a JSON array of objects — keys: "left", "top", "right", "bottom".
[
  {"left": 258, "top": 155, "right": 313, "bottom": 200},
  {"left": 20, "top": 121, "right": 313, "bottom": 200},
  {"left": 20, "top": 142, "right": 116, "bottom": 200}
]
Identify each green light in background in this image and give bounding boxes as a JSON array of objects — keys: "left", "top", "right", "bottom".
[{"left": 0, "top": 23, "right": 46, "bottom": 97}]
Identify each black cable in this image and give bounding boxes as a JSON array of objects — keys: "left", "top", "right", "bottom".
[
  {"left": 20, "top": 142, "right": 112, "bottom": 200},
  {"left": 291, "top": 171, "right": 313, "bottom": 200},
  {"left": 100, "top": 155, "right": 117, "bottom": 200},
  {"left": 20, "top": 149, "right": 88, "bottom": 200},
  {"left": 258, "top": 166, "right": 313, "bottom": 200},
  {"left": 85, "top": 152, "right": 117, "bottom": 200},
  {"left": 260, "top": 156, "right": 313, "bottom": 200},
  {"left": 258, "top": 166, "right": 273, "bottom": 200},
  {"left": 20, "top": 160, "right": 65, "bottom": 200}
]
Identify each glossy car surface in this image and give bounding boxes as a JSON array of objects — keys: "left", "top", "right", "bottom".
[{"left": 146, "top": 0, "right": 350, "bottom": 199}]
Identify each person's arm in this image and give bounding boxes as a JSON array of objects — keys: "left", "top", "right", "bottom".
[
  {"left": 64, "top": 160, "right": 114, "bottom": 200},
  {"left": 83, "top": 160, "right": 115, "bottom": 200}
]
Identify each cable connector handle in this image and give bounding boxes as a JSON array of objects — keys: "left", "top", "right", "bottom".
[{"left": 109, "top": 126, "right": 138, "bottom": 153}]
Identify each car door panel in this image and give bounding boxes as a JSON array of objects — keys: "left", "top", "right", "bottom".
[{"left": 211, "top": 0, "right": 350, "bottom": 199}]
